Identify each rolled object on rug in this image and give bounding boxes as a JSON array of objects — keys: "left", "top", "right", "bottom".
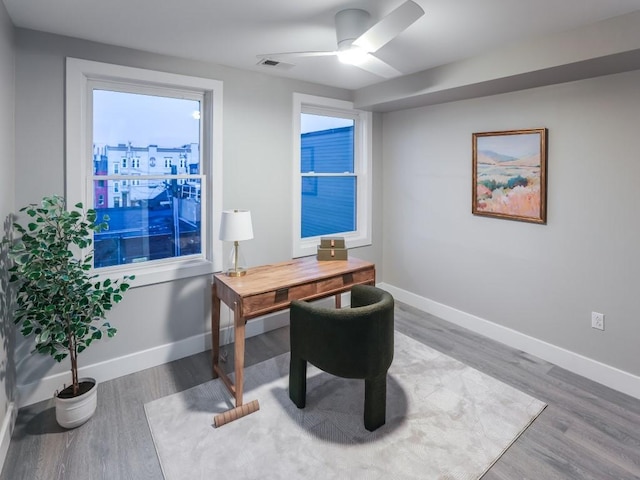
[{"left": 213, "top": 399, "right": 260, "bottom": 427}]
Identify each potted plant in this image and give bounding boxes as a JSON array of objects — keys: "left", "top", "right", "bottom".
[{"left": 7, "top": 195, "right": 134, "bottom": 428}]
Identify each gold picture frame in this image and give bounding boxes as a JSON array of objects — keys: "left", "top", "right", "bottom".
[{"left": 472, "top": 128, "right": 548, "bottom": 224}]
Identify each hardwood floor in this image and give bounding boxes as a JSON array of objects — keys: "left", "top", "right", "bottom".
[{"left": 2, "top": 302, "right": 639, "bottom": 479}]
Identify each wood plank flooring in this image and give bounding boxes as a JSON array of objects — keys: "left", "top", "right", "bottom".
[{"left": 2, "top": 302, "right": 639, "bottom": 479}]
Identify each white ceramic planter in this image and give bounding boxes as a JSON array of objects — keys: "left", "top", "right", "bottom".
[{"left": 55, "top": 377, "right": 98, "bottom": 429}]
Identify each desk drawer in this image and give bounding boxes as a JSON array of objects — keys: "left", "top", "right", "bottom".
[
  {"left": 243, "top": 283, "right": 317, "bottom": 313},
  {"left": 316, "top": 268, "right": 375, "bottom": 292},
  {"left": 352, "top": 269, "right": 375, "bottom": 284}
]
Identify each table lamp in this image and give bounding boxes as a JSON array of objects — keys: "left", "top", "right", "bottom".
[{"left": 219, "top": 209, "right": 253, "bottom": 276}]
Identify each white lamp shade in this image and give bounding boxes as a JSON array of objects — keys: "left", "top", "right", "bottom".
[{"left": 219, "top": 210, "right": 254, "bottom": 242}]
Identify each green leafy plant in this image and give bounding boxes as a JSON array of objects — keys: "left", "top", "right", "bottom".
[{"left": 8, "top": 195, "right": 134, "bottom": 396}]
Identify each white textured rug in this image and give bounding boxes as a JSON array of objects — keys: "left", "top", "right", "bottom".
[{"left": 145, "top": 332, "right": 545, "bottom": 480}]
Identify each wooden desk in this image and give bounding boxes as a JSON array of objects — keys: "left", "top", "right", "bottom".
[{"left": 211, "top": 256, "right": 375, "bottom": 426}]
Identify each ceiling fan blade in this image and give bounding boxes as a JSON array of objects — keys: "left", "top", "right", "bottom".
[
  {"left": 257, "top": 51, "right": 337, "bottom": 61},
  {"left": 354, "top": 54, "right": 403, "bottom": 78},
  {"left": 353, "top": 0, "right": 425, "bottom": 53}
]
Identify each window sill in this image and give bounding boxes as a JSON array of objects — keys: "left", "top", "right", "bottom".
[{"left": 95, "top": 258, "right": 215, "bottom": 288}]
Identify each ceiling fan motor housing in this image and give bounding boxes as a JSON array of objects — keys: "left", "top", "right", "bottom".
[{"left": 335, "top": 9, "right": 371, "bottom": 50}]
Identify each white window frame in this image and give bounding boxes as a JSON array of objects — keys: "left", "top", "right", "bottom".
[
  {"left": 66, "top": 58, "right": 223, "bottom": 287},
  {"left": 292, "top": 93, "right": 372, "bottom": 258}
]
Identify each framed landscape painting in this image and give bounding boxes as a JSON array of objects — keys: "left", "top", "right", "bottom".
[{"left": 472, "top": 128, "right": 548, "bottom": 224}]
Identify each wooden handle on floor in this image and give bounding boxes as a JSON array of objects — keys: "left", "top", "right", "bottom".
[{"left": 213, "top": 399, "right": 260, "bottom": 428}]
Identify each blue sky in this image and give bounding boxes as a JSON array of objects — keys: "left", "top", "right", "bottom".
[
  {"left": 301, "top": 114, "right": 353, "bottom": 134},
  {"left": 93, "top": 90, "right": 200, "bottom": 146}
]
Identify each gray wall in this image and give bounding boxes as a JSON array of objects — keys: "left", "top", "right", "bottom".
[
  {"left": 0, "top": 0, "right": 15, "bottom": 462},
  {"left": 382, "top": 69, "right": 640, "bottom": 377},
  {"left": 12, "top": 29, "right": 383, "bottom": 391}
]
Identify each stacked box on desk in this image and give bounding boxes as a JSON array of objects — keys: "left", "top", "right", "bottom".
[
  {"left": 320, "top": 237, "right": 345, "bottom": 249},
  {"left": 317, "top": 236, "right": 348, "bottom": 261}
]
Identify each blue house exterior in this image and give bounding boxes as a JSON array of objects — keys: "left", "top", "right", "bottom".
[{"left": 301, "top": 125, "right": 356, "bottom": 238}]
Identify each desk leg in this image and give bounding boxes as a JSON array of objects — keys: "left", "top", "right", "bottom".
[
  {"left": 211, "top": 284, "right": 220, "bottom": 378},
  {"left": 212, "top": 301, "right": 260, "bottom": 428},
  {"left": 233, "top": 302, "right": 245, "bottom": 407},
  {"left": 335, "top": 293, "right": 342, "bottom": 309}
]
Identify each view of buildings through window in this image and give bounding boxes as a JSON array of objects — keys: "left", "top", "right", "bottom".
[
  {"left": 300, "top": 113, "right": 356, "bottom": 238},
  {"left": 92, "top": 89, "right": 203, "bottom": 268}
]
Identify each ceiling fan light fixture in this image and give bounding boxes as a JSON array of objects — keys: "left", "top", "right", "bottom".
[
  {"left": 256, "top": 1, "right": 424, "bottom": 78},
  {"left": 337, "top": 46, "right": 368, "bottom": 66}
]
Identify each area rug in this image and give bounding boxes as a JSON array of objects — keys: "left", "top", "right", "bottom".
[{"left": 144, "top": 332, "right": 545, "bottom": 480}]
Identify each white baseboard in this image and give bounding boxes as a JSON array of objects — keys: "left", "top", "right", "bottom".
[
  {"left": 0, "top": 402, "right": 16, "bottom": 473},
  {"left": 378, "top": 282, "right": 640, "bottom": 401},
  {"left": 17, "top": 312, "right": 290, "bottom": 408}
]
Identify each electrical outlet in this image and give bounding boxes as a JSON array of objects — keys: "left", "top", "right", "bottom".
[{"left": 591, "top": 312, "right": 605, "bottom": 331}]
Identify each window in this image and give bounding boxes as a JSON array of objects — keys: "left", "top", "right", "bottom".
[
  {"left": 292, "top": 93, "right": 372, "bottom": 258},
  {"left": 66, "top": 58, "right": 223, "bottom": 286}
]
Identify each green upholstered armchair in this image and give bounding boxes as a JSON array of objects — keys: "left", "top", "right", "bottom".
[{"left": 289, "top": 284, "right": 395, "bottom": 431}]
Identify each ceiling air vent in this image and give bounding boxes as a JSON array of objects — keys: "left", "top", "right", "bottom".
[{"left": 257, "top": 58, "right": 294, "bottom": 70}]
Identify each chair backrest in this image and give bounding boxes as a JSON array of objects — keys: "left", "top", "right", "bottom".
[
  {"left": 290, "top": 284, "right": 394, "bottom": 379},
  {"left": 350, "top": 284, "right": 394, "bottom": 309}
]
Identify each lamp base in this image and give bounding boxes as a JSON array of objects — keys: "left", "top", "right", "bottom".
[
  {"left": 225, "top": 268, "right": 247, "bottom": 277},
  {"left": 225, "top": 242, "right": 247, "bottom": 277}
]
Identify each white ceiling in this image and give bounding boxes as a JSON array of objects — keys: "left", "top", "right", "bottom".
[{"left": 3, "top": 0, "right": 640, "bottom": 90}]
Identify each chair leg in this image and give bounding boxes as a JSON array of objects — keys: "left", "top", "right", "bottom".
[
  {"left": 364, "top": 373, "right": 387, "bottom": 431},
  {"left": 289, "top": 353, "right": 307, "bottom": 409}
]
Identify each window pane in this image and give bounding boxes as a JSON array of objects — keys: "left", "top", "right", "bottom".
[
  {"left": 93, "top": 178, "right": 202, "bottom": 268},
  {"left": 301, "top": 176, "right": 356, "bottom": 238},
  {"left": 301, "top": 114, "right": 354, "bottom": 173},
  {"left": 92, "top": 89, "right": 202, "bottom": 268}
]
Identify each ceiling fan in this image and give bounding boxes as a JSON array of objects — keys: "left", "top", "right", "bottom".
[{"left": 258, "top": 0, "right": 425, "bottom": 78}]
